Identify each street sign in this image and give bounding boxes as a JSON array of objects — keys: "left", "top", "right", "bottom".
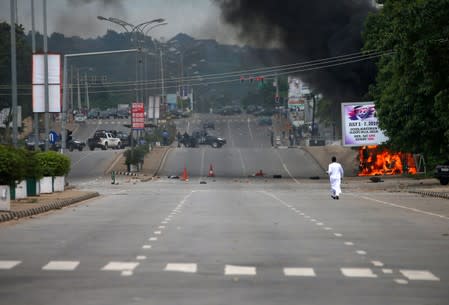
[
  {"left": 48, "top": 131, "right": 59, "bottom": 144},
  {"left": 131, "top": 102, "right": 145, "bottom": 130}
]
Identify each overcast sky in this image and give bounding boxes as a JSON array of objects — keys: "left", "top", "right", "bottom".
[{"left": 0, "top": 0, "right": 239, "bottom": 44}]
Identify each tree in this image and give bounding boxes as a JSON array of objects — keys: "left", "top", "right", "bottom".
[{"left": 363, "top": 0, "right": 449, "bottom": 165}]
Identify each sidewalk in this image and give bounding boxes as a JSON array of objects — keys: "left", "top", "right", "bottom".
[{"left": 0, "top": 189, "right": 99, "bottom": 224}]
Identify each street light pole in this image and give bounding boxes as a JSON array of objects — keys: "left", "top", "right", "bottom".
[{"left": 10, "top": 0, "right": 18, "bottom": 147}]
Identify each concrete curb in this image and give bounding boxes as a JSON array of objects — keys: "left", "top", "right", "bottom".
[
  {"left": 0, "top": 192, "right": 100, "bottom": 223},
  {"left": 408, "top": 190, "right": 449, "bottom": 200},
  {"left": 153, "top": 147, "right": 171, "bottom": 177}
]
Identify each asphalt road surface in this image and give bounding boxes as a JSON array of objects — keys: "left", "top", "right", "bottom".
[{"left": 0, "top": 178, "right": 448, "bottom": 305}]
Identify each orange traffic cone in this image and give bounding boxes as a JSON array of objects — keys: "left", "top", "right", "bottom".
[
  {"left": 208, "top": 164, "right": 215, "bottom": 177},
  {"left": 181, "top": 166, "right": 189, "bottom": 181}
]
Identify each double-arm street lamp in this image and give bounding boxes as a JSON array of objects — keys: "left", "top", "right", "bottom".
[{"left": 97, "top": 16, "right": 165, "bottom": 103}]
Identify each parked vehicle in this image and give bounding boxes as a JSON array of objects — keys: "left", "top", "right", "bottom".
[
  {"left": 87, "top": 130, "right": 121, "bottom": 150},
  {"left": 24, "top": 134, "right": 45, "bottom": 151},
  {"left": 67, "top": 138, "right": 86, "bottom": 151},
  {"left": 434, "top": 163, "right": 449, "bottom": 185}
]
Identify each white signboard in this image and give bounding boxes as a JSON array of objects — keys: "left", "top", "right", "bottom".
[
  {"left": 148, "top": 96, "right": 160, "bottom": 119},
  {"left": 341, "top": 102, "right": 389, "bottom": 147},
  {"left": 0, "top": 107, "right": 22, "bottom": 128},
  {"left": 32, "top": 54, "right": 61, "bottom": 113}
]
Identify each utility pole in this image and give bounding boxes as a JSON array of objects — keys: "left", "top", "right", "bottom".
[
  {"left": 77, "top": 69, "right": 81, "bottom": 111},
  {"left": 84, "top": 73, "right": 90, "bottom": 111},
  {"left": 10, "top": 0, "right": 18, "bottom": 147},
  {"left": 160, "top": 48, "right": 165, "bottom": 109},
  {"left": 43, "top": 0, "right": 50, "bottom": 151},
  {"left": 31, "top": 0, "right": 39, "bottom": 150}
]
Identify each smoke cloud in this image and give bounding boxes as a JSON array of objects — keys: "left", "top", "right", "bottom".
[{"left": 213, "top": 0, "right": 377, "bottom": 101}]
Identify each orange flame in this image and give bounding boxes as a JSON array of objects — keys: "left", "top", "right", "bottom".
[{"left": 358, "top": 145, "right": 417, "bottom": 176}]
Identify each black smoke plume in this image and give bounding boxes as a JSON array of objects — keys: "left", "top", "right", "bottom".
[{"left": 214, "top": 0, "right": 377, "bottom": 101}]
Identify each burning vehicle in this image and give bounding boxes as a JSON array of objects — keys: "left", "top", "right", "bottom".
[{"left": 358, "top": 145, "right": 417, "bottom": 176}]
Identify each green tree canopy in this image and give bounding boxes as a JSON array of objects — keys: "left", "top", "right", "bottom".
[{"left": 363, "top": 0, "right": 449, "bottom": 165}]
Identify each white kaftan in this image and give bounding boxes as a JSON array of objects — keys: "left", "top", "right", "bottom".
[{"left": 327, "top": 162, "right": 344, "bottom": 197}]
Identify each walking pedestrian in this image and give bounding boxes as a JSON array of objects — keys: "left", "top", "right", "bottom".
[{"left": 327, "top": 156, "right": 344, "bottom": 199}]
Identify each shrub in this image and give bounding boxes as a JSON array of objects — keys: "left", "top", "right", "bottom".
[
  {"left": 0, "top": 145, "right": 27, "bottom": 186},
  {"left": 35, "top": 151, "right": 71, "bottom": 176},
  {"left": 124, "top": 144, "right": 149, "bottom": 165}
]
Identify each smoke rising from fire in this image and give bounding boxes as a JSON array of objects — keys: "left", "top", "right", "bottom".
[{"left": 213, "top": 0, "right": 378, "bottom": 101}]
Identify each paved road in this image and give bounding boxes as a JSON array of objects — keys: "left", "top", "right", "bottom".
[{"left": 0, "top": 178, "right": 448, "bottom": 305}]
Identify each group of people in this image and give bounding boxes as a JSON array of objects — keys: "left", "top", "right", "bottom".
[{"left": 176, "top": 131, "right": 198, "bottom": 148}]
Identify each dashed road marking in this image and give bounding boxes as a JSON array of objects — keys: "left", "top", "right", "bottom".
[
  {"left": 154, "top": 231, "right": 162, "bottom": 235},
  {"left": 158, "top": 226, "right": 165, "bottom": 229},
  {"left": 400, "top": 270, "right": 440, "bottom": 281},
  {"left": 371, "top": 261, "right": 384, "bottom": 267},
  {"left": 136, "top": 256, "right": 146, "bottom": 260},
  {"left": 283, "top": 268, "right": 316, "bottom": 277},
  {"left": 0, "top": 260, "right": 21, "bottom": 269},
  {"left": 344, "top": 242, "right": 354, "bottom": 246},
  {"left": 164, "top": 263, "right": 197, "bottom": 273},
  {"left": 334, "top": 233, "right": 343, "bottom": 237},
  {"left": 142, "top": 245, "right": 152, "bottom": 249},
  {"left": 42, "top": 261, "right": 79, "bottom": 271},
  {"left": 395, "top": 279, "right": 408, "bottom": 284},
  {"left": 225, "top": 265, "right": 256, "bottom": 276},
  {"left": 102, "top": 262, "right": 139, "bottom": 271},
  {"left": 149, "top": 237, "right": 158, "bottom": 241},
  {"left": 324, "top": 227, "right": 332, "bottom": 230},
  {"left": 382, "top": 269, "right": 393, "bottom": 274},
  {"left": 356, "top": 250, "right": 367, "bottom": 255},
  {"left": 341, "top": 268, "right": 377, "bottom": 278}
]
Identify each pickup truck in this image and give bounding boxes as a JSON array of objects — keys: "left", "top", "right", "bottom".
[
  {"left": 87, "top": 130, "right": 121, "bottom": 150},
  {"left": 434, "top": 163, "right": 449, "bottom": 185}
]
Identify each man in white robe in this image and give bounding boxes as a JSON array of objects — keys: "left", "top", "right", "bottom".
[{"left": 327, "top": 156, "right": 344, "bottom": 199}]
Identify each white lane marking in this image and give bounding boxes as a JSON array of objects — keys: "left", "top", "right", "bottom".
[
  {"left": 42, "top": 261, "right": 79, "bottom": 271},
  {"left": 247, "top": 117, "right": 254, "bottom": 142},
  {"left": 334, "top": 233, "right": 343, "bottom": 237},
  {"left": 371, "top": 261, "right": 384, "bottom": 267},
  {"left": 274, "top": 150, "right": 299, "bottom": 184},
  {"left": 149, "top": 237, "right": 158, "bottom": 241},
  {"left": 356, "top": 250, "right": 367, "bottom": 255},
  {"left": 283, "top": 268, "right": 316, "bottom": 277},
  {"left": 102, "top": 262, "right": 139, "bottom": 271},
  {"left": 225, "top": 265, "right": 256, "bottom": 276},
  {"left": 324, "top": 227, "right": 332, "bottom": 230},
  {"left": 164, "top": 263, "right": 197, "bottom": 273},
  {"left": 136, "top": 256, "right": 147, "bottom": 260},
  {"left": 154, "top": 231, "right": 162, "bottom": 235},
  {"left": 199, "top": 148, "right": 205, "bottom": 179},
  {"left": 121, "top": 270, "right": 133, "bottom": 276},
  {"left": 382, "top": 269, "right": 393, "bottom": 274},
  {"left": 341, "top": 268, "right": 377, "bottom": 278},
  {"left": 142, "top": 245, "right": 152, "bottom": 249},
  {"left": 237, "top": 148, "right": 247, "bottom": 176},
  {"left": 0, "top": 260, "right": 21, "bottom": 269},
  {"left": 349, "top": 193, "right": 449, "bottom": 220},
  {"left": 162, "top": 221, "right": 168, "bottom": 224},
  {"left": 400, "top": 270, "right": 440, "bottom": 281},
  {"left": 394, "top": 279, "right": 408, "bottom": 285},
  {"left": 158, "top": 226, "right": 165, "bottom": 229},
  {"left": 316, "top": 222, "right": 324, "bottom": 226},
  {"left": 344, "top": 242, "right": 354, "bottom": 246},
  {"left": 310, "top": 219, "right": 317, "bottom": 222}
]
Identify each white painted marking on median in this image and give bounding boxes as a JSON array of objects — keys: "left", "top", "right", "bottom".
[
  {"left": 225, "top": 265, "right": 256, "bottom": 276},
  {"left": 394, "top": 279, "right": 408, "bottom": 285},
  {"left": 283, "top": 268, "right": 316, "bottom": 277},
  {"left": 164, "top": 263, "right": 197, "bottom": 273},
  {"left": 371, "top": 261, "right": 384, "bottom": 267},
  {"left": 344, "top": 242, "right": 354, "bottom": 246},
  {"left": 400, "top": 270, "right": 440, "bottom": 281},
  {"left": 341, "top": 268, "right": 377, "bottom": 278},
  {"left": 136, "top": 256, "right": 146, "bottom": 260},
  {"left": 42, "top": 261, "right": 79, "bottom": 271},
  {"left": 356, "top": 250, "right": 367, "bottom": 255},
  {"left": 0, "top": 260, "right": 21, "bottom": 269},
  {"left": 349, "top": 193, "right": 449, "bottom": 220},
  {"left": 102, "top": 262, "right": 139, "bottom": 271},
  {"left": 142, "top": 245, "right": 152, "bottom": 249},
  {"left": 382, "top": 268, "right": 393, "bottom": 274},
  {"left": 149, "top": 237, "right": 158, "bottom": 241}
]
